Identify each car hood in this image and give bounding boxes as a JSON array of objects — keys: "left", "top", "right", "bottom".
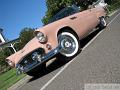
[{"left": 6, "top": 37, "right": 41, "bottom": 66}]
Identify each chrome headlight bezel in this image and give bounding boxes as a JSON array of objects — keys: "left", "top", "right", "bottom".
[{"left": 36, "top": 32, "right": 47, "bottom": 43}]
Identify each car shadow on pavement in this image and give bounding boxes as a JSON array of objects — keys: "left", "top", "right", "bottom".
[{"left": 27, "top": 28, "right": 104, "bottom": 82}]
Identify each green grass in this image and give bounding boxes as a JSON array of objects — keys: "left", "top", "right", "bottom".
[
  {"left": 0, "top": 69, "right": 25, "bottom": 90},
  {"left": 108, "top": 1, "right": 120, "bottom": 14}
]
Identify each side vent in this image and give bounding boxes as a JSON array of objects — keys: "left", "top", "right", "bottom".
[{"left": 70, "top": 16, "right": 77, "bottom": 20}]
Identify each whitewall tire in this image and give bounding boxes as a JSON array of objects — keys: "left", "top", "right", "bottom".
[
  {"left": 99, "top": 16, "right": 107, "bottom": 29},
  {"left": 58, "top": 32, "right": 79, "bottom": 57}
]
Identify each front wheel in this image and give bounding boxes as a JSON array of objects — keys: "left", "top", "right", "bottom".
[{"left": 58, "top": 32, "right": 80, "bottom": 57}]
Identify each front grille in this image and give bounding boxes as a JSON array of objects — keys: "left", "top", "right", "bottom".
[
  {"left": 20, "top": 55, "right": 37, "bottom": 68},
  {"left": 18, "top": 48, "right": 45, "bottom": 70}
]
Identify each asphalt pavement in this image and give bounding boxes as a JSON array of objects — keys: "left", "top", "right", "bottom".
[{"left": 8, "top": 9, "right": 120, "bottom": 90}]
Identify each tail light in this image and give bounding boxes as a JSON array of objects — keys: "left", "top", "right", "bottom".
[{"left": 6, "top": 59, "right": 15, "bottom": 67}]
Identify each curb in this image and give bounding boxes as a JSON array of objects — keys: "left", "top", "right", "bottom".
[{"left": 7, "top": 75, "right": 32, "bottom": 90}]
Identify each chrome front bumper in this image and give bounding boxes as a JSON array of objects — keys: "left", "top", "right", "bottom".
[{"left": 16, "top": 46, "right": 61, "bottom": 74}]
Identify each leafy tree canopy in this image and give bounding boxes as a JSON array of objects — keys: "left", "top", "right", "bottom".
[{"left": 15, "top": 28, "right": 35, "bottom": 49}]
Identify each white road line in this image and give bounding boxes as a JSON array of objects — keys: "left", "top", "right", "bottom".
[
  {"left": 40, "top": 12, "right": 120, "bottom": 90},
  {"left": 40, "top": 59, "right": 73, "bottom": 90},
  {"left": 108, "top": 12, "right": 120, "bottom": 26}
]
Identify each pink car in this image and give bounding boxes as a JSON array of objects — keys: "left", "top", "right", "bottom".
[{"left": 6, "top": 1, "right": 107, "bottom": 76}]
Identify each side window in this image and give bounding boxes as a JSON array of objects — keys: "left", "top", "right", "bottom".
[
  {"left": 57, "top": 7, "right": 75, "bottom": 20},
  {"left": 47, "top": 5, "right": 79, "bottom": 24}
]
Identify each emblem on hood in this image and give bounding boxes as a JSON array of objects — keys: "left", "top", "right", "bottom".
[{"left": 21, "top": 50, "right": 25, "bottom": 53}]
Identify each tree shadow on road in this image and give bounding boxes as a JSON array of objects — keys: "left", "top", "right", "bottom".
[{"left": 27, "top": 28, "right": 104, "bottom": 82}]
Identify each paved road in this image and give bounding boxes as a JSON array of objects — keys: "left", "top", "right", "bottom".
[{"left": 10, "top": 9, "right": 120, "bottom": 90}]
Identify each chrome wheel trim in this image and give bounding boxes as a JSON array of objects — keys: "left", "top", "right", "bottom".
[
  {"left": 101, "top": 17, "right": 107, "bottom": 26},
  {"left": 58, "top": 32, "right": 79, "bottom": 57}
]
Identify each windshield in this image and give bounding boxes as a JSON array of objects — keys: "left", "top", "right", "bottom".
[{"left": 47, "top": 5, "right": 80, "bottom": 24}]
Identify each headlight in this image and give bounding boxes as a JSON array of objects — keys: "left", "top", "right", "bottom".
[{"left": 36, "top": 32, "right": 47, "bottom": 43}]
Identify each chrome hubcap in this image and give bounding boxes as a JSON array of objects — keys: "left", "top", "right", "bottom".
[
  {"left": 59, "top": 35, "right": 76, "bottom": 55},
  {"left": 65, "top": 41, "right": 72, "bottom": 48}
]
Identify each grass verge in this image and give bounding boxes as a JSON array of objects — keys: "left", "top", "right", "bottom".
[
  {"left": 108, "top": 1, "right": 120, "bottom": 14},
  {"left": 0, "top": 69, "right": 25, "bottom": 90}
]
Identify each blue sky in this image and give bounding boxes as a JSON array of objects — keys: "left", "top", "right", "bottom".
[{"left": 0, "top": 0, "right": 47, "bottom": 40}]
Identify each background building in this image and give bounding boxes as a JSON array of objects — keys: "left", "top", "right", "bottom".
[{"left": 0, "top": 28, "right": 19, "bottom": 52}]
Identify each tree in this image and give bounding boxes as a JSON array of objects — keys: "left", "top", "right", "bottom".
[
  {"left": 105, "top": 0, "right": 119, "bottom": 4},
  {"left": 17, "top": 28, "right": 35, "bottom": 49},
  {"left": 0, "top": 46, "right": 16, "bottom": 66},
  {"left": 0, "top": 50, "right": 6, "bottom": 66},
  {"left": 0, "top": 48, "right": 11, "bottom": 69}
]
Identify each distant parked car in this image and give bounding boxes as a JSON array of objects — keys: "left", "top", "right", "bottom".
[{"left": 6, "top": 0, "right": 108, "bottom": 76}]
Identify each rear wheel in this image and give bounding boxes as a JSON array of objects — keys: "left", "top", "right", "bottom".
[
  {"left": 58, "top": 31, "right": 80, "bottom": 57},
  {"left": 99, "top": 16, "right": 107, "bottom": 29}
]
